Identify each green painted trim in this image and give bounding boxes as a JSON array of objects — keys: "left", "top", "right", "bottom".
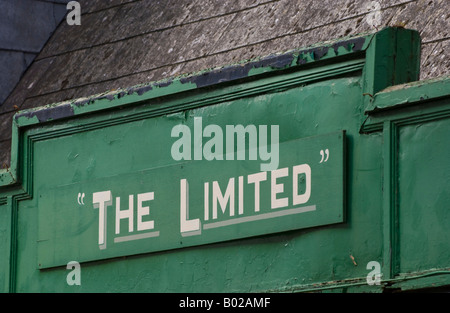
[
  {"left": 367, "top": 75, "right": 450, "bottom": 113},
  {"left": 382, "top": 121, "right": 395, "bottom": 279},
  {"left": 1, "top": 197, "right": 12, "bottom": 293},
  {"left": 361, "top": 96, "right": 450, "bottom": 133},
  {"left": 361, "top": 76, "right": 450, "bottom": 283},
  {"left": 360, "top": 77, "right": 450, "bottom": 133},
  {"left": 361, "top": 27, "right": 421, "bottom": 111},
  {"left": 27, "top": 60, "right": 365, "bottom": 138},
  {"left": 8, "top": 196, "right": 16, "bottom": 293},
  {"left": 0, "top": 120, "right": 19, "bottom": 188}
]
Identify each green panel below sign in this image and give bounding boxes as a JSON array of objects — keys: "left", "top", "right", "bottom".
[{"left": 37, "top": 131, "right": 345, "bottom": 269}]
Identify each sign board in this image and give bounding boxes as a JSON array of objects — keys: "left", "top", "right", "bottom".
[{"left": 37, "top": 130, "right": 345, "bottom": 268}]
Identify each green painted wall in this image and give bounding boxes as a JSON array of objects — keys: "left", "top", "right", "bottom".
[{"left": 1, "top": 28, "right": 449, "bottom": 293}]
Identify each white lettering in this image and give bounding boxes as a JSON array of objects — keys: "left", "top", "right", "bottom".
[
  {"left": 180, "top": 179, "right": 201, "bottom": 234},
  {"left": 179, "top": 297, "right": 213, "bottom": 310},
  {"left": 66, "top": 261, "right": 81, "bottom": 286},
  {"left": 247, "top": 171, "right": 267, "bottom": 212},
  {"left": 92, "top": 191, "right": 112, "bottom": 249},
  {"left": 212, "top": 178, "right": 235, "bottom": 219},
  {"left": 115, "top": 195, "right": 134, "bottom": 234},
  {"left": 91, "top": 163, "right": 313, "bottom": 246},
  {"left": 271, "top": 167, "right": 289, "bottom": 209},
  {"left": 366, "top": 261, "right": 382, "bottom": 285},
  {"left": 137, "top": 192, "right": 155, "bottom": 231},
  {"left": 171, "top": 124, "right": 191, "bottom": 161},
  {"left": 203, "top": 124, "right": 223, "bottom": 160},
  {"left": 225, "top": 124, "right": 258, "bottom": 161},
  {"left": 238, "top": 175, "right": 244, "bottom": 215},
  {"left": 194, "top": 117, "right": 203, "bottom": 160},
  {"left": 259, "top": 125, "right": 279, "bottom": 171},
  {"left": 66, "top": 1, "right": 81, "bottom": 26},
  {"left": 223, "top": 298, "right": 270, "bottom": 308},
  {"left": 293, "top": 164, "right": 311, "bottom": 205},
  {"left": 204, "top": 182, "right": 209, "bottom": 221}
]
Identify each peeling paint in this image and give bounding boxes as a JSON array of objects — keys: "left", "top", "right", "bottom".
[
  {"left": 15, "top": 103, "right": 74, "bottom": 123},
  {"left": 297, "top": 37, "right": 366, "bottom": 65},
  {"left": 13, "top": 32, "right": 372, "bottom": 125},
  {"left": 180, "top": 53, "right": 295, "bottom": 88},
  {"left": 155, "top": 79, "right": 174, "bottom": 88},
  {"left": 134, "top": 85, "right": 153, "bottom": 96},
  {"left": 99, "top": 94, "right": 116, "bottom": 101},
  {"left": 332, "top": 37, "right": 366, "bottom": 54}
]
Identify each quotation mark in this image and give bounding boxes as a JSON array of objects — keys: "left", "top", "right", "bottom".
[
  {"left": 319, "top": 149, "right": 329, "bottom": 163},
  {"left": 77, "top": 192, "right": 85, "bottom": 205}
]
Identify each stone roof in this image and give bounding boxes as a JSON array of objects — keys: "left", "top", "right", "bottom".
[{"left": 1, "top": 0, "right": 449, "bottom": 166}]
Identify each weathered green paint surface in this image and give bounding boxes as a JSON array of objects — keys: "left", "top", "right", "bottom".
[
  {"left": 0, "top": 28, "right": 449, "bottom": 293},
  {"left": 398, "top": 119, "right": 449, "bottom": 273},
  {"left": 36, "top": 126, "right": 345, "bottom": 269}
]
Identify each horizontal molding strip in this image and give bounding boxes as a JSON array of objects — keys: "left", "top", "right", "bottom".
[{"left": 28, "top": 58, "right": 365, "bottom": 142}]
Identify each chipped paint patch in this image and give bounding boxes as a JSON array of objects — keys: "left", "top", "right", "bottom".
[
  {"left": 180, "top": 53, "right": 295, "bottom": 88},
  {"left": 297, "top": 37, "right": 366, "bottom": 65},
  {"left": 15, "top": 103, "right": 74, "bottom": 123},
  {"left": 127, "top": 84, "right": 153, "bottom": 96}
]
